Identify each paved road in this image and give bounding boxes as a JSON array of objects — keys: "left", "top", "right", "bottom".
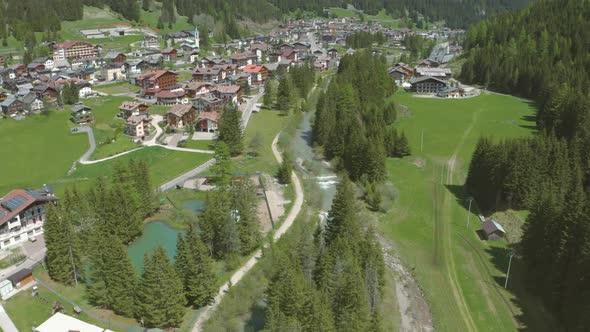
[
  {"left": 240, "top": 89, "right": 264, "bottom": 129},
  {"left": 159, "top": 158, "right": 216, "bottom": 192},
  {"left": 0, "top": 304, "right": 18, "bottom": 332},
  {"left": 72, "top": 126, "right": 96, "bottom": 163},
  {"left": 191, "top": 133, "right": 304, "bottom": 331}
]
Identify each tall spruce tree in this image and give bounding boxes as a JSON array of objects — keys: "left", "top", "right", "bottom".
[
  {"left": 135, "top": 247, "right": 186, "bottom": 328},
  {"left": 44, "top": 203, "right": 81, "bottom": 285},
  {"left": 217, "top": 104, "right": 244, "bottom": 156},
  {"left": 175, "top": 226, "right": 217, "bottom": 307}
]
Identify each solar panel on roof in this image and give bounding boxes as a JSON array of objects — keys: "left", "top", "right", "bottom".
[{"left": 2, "top": 195, "right": 28, "bottom": 211}]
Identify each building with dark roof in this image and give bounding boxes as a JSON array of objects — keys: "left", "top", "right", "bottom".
[{"left": 0, "top": 186, "right": 57, "bottom": 249}]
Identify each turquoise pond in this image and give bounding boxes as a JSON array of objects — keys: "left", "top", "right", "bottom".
[
  {"left": 127, "top": 221, "right": 183, "bottom": 272},
  {"left": 127, "top": 199, "right": 205, "bottom": 272},
  {"left": 183, "top": 199, "right": 205, "bottom": 213}
]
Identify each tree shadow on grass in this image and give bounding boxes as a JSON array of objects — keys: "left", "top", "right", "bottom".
[
  {"left": 485, "top": 245, "right": 562, "bottom": 332},
  {"left": 243, "top": 300, "right": 266, "bottom": 332}
]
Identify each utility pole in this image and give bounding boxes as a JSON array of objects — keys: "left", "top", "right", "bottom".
[
  {"left": 420, "top": 129, "right": 424, "bottom": 153},
  {"left": 504, "top": 251, "right": 516, "bottom": 289},
  {"left": 466, "top": 197, "right": 473, "bottom": 228}
]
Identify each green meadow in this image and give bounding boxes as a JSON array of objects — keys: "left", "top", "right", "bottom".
[
  {"left": 0, "top": 106, "right": 212, "bottom": 196},
  {"left": 381, "top": 91, "right": 556, "bottom": 331}
]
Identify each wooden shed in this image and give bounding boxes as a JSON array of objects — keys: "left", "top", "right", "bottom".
[
  {"left": 482, "top": 220, "right": 506, "bottom": 241},
  {"left": 7, "top": 268, "right": 33, "bottom": 288}
]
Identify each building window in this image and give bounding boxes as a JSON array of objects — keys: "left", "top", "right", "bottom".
[
  {"left": 3, "top": 240, "right": 10, "bottom": 246},
  {"left": 14, "top": 235, "right": 21, "bottom": 241}
]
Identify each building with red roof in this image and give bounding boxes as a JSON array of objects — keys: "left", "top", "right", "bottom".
[
  {"left": 242, "top": 64, "right": 268, "bottom": 84},
  {"left": 137, "top": 70, "right": 178, "bottom": 91},
  {"left": 0, "top": 186, "right": 57, "bottom": 249}
]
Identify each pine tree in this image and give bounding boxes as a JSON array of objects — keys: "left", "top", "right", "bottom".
[
  {"left": 395, "top": 131, "right": 411, "bottom": 157},
  {"left": 277, "top": 152, "right": 293, "bottom": 184},
  {"left": 45, "top": 203, "right": 81, "bottom": 285},
  {"left": 176, "top": 226, "right": 217, "bottom": 307},
  {"left": 217, "top": 104, "right": 244, "bottom": 156},
  {"left": 135, "top": 247, "right": 186, "bottom": 328},
  {"left": 263, "top": 79, "right": 274, "bottom": 108},
  {"left": 142, "top": 0, "right": 151, "bottom": 11},
  {"left": 231, "top": 178, "right": 261, "bottom": 254},
  {"left": 277, "top": 75, "right": 292, "bottom": 114},
  {"left": 325, "top": 178, "right": 357, "bottom": 245},
  {"left": 133, "top": 159, "right": 155, "bottom": 217},
  {"left": 211, "top": 141, "right": 232, "bottom": 186}
]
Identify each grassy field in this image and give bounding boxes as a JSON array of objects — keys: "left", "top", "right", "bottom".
[
  {"left": 72, "top": 147, "right": 212, "bottom": 191},
  {"left": 94, "top": 82, "right": 140, "bottom": 95},
  {"left": 380, "top": 91, "right": 556, "bottom": 331},
  {"left": 185, "top": 139, "right": 215, "bottom": 151},
  {"left": 82, "top": 96, "right": 139, "bottom": 160},
  {"left": 0, "top": 111, "right": 87, "bottom": 195},
  {"left": 230, "top": 107, "right": 286, "bottom": 175},
  {"left": 0, "top": 103, "right": 212, "bottom": 196}
]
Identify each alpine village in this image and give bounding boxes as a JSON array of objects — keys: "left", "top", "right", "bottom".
[{"left": 0, "top": 0, "right": 588, "bottom": 331}]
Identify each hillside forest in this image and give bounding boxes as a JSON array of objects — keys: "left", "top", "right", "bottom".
[{"left": 461, "top": 0, "right": 590, "bottom": 329}]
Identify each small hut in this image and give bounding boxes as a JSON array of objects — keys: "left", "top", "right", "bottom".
[{"left": 482, "top": 220, "right": 506, "bottom": 241}]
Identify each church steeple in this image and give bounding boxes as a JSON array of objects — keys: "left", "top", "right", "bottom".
[{"left": 194, "top": 26, "right": 200, "bottom": 49}]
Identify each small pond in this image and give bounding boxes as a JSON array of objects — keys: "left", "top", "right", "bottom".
[
  {"left": 183, "top": 199, "right": 206, "bottom": 213},
  {"left": 127, "top": 221, "right": 183, "bottom": 272}
]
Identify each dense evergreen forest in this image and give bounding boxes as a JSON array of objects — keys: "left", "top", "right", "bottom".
[
  {"left": 263, "top": 178, "right": 385, "bottom": 331},
  {"left": 312, "top": 50, "right": 397, "bottom": 184},
  {"left": 462, "top": 0, "right": 590, "bottom": 329}
]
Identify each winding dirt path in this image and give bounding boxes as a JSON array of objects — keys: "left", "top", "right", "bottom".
[{"left": 191, "top": 133, "right": 304, "bottom": 331}]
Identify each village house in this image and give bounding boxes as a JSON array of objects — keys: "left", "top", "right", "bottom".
[
  {"left": 126, "top": 114, "right": 152, "bottom": 138},
  {"left": 213, "top": 84, "right": 242, "bottom": 104},
  {"left": 250, "top": 42, "right": 271, "bottom": 62},
  {"left": 52, "top": 40, "right": 99, "bottom": 61},
  {"left": 0, "top": 185, "right": 57, "bottom": 249},
  {"left": 156, "top": 89, "right": 186, "bottom": 105},
  {"left": 71, "top": 102, "right": 93, "bottom": 124},
  {"left": 415, "top": 67, "right": 452, "bottom": 80},
  {"left": 278, "top": 49, "right": 298, "bottom": 63},
  {"left": 20, "top": 92, "right": 44, "bottom": 113},
  {"left": 0, "top": 267, "right": 34, "bottom": 299},
  {"left": 118, "top": 100, "right": 149, "bottom": 118},
  {"left": 162, "top": 48, "right": 178, "bottom": 62},
  {"left": 104, "top": 51, "right": 127, "bottom": 64},
  {"left": 389, "top": 63, "right": 414, "bottom": 85},
  {"left": 166, "top": 104, "right": 197, "bottom": 128},
  {"left": 437, "top": 86, "right": 466, "bottom": 98},
  {"left": 242, "top": 64, "right": 268, "bottom": 85},
  {"left": 100, "top": 63, "right": 126, "bottom": 81},
  {"left": 1, "top": 96, "right": 25, "bottom": 116},
  {"left": 192, "top": 67, "right": 224, "bottom": 83},
  {"left": 142, "top": 33, "right": 159, "bottom": 49},
  {"left": 192, "top": 94, "right": 223, "bottom": 113},
  {"left": 409, "top": 76, "right": 448, "bottom": 94},
  {"left": 185, "top": 81, "right": 214, "bottom": 98},
  {"left": 124, "top": 59, "right": 147, "bottom": 76},
  {"left": 231, "top": 52, "right": 257, "bottom": 67},
  {"left": 137, "top": 70, "right": 178, "bottom": 90},
  {"left": 196, "top": 110, "right": 220, "bottom": 133}
]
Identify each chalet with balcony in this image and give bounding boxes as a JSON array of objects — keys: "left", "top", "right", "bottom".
[
  {"left": 196, "top": 110, "right": 220, "bottom": 133},
  {"left": 192, "top": 67, "right": 224, "bottom": 83},
  {"left": 71, "top": 102, "right": 93, "bottom": 124},
  {"left": 0, "top": 186, "right": 57, "bottom": 249},
  {"left": 126, "top": 114, "right": 152, "bottom": 138},
  {"left": 166, "top": 104, "right": 197, "bottom": 128},
  {"left": 0, "top": 97, "right": 25, "bottom": 116},
  {"left": 242, "top": 64, "right": 268, "bottom": 85},
  {"left": 161, "top": 48, "right": 178, "bottom": 62},
  {"left": 119, "top": 101, "right": 149, "bottom": 118},
  {"left": 137, "top": 70, "right": 178, "bottom": 91}
]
